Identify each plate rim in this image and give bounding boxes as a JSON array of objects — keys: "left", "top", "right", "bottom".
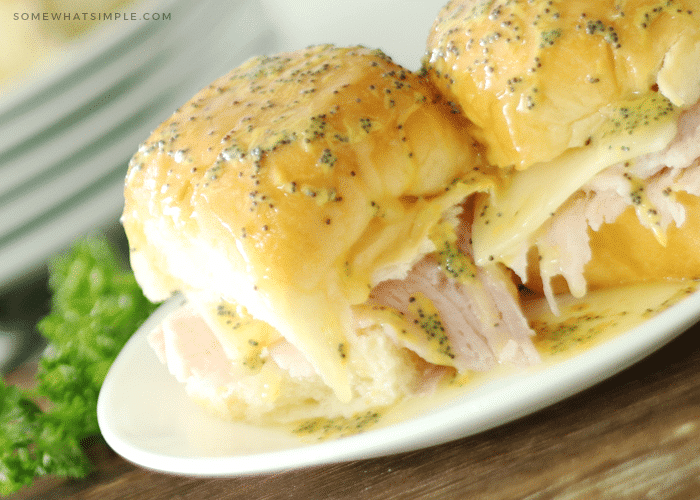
[{"left": 97, "top": 283, "right": 700, "bottom": 476}]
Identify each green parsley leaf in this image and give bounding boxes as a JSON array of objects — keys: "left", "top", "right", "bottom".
[{"left": 0, "top": 235, "right": 158, "bottom": 496}]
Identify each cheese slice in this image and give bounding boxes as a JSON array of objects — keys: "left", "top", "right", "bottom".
[
  {"left": 472, "top": 94, "right": 682, "bottom": 268},
  {"left": 658, "top": 33, "right": 700, "bottom": 108}
]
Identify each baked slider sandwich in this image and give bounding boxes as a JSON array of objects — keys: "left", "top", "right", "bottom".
[
  {"left": 425, "top": 0, "right": 700, "bottom": 308},
  {"left": 122, "top": 44, "right": 540, "bottom": 427}
]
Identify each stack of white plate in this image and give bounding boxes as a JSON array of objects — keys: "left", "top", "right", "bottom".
[{"left": 0, "top": 0, "right": 278, "bottom": 287}]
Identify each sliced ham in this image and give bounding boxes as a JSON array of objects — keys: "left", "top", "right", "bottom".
[
  {"left": 148, "top": 208, "right": 541, "bottom": 417},
  {"left": 369, "top": 251, "right": 539, "bottom": 373},
  {"left": 518, "top": 100, "right": 700, "bottom": 310}
]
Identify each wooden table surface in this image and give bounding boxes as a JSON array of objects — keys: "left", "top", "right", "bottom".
[{"left": 5, "top": 319, "right": 700, "bottom": 500}]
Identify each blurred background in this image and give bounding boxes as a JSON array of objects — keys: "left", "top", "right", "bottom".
[{"left": 0, "top": 0, "right": 446, "bottom": 373}]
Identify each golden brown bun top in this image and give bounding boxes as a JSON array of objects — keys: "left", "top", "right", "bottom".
[
  {"left": 425, "top": 0, "right": 700, "bottom": 170},
  {"left": 123, "top": 44, "right": 490, "bottom": 298}
]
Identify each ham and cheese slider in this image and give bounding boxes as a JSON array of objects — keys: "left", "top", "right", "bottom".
[
  {"left": 122, "top": 45, "right": 538, "bottom": 425},
  {"left": 425, "top": 0, "right": 700, "bottom": 306}
]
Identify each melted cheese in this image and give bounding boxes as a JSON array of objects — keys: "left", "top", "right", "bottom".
[
  {"left": 658, "top": 33, "right": 700, "bottom": 107},
  {"left": 472, "top": 93, "right": 681, "bottom": 267}
]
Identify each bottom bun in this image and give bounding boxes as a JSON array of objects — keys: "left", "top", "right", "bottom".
[
  {"left": 585, "top": 191, "right": 700, "bottom": 289},
  {"left": 524, "top": 192, "right": 700, "bottom": 296}
]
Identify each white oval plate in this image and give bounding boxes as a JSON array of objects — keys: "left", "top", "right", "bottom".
[{"left": 97, "top": 285, "right": 700, "bottom": 476}]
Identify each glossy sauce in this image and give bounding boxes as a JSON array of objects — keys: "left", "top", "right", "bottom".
[
  {"left": 290, "top": 280, "right": 699, "bottom": 440},
  {"left": 528, "top": 281, "right": 699, "bottom": 359}
]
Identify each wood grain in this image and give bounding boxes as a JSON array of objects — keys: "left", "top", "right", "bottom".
[{"left": 6, "top": 322, "right": 700, "bottom": 500}]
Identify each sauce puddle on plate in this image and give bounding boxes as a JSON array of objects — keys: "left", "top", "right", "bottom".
[
  {"left": 527, "top": 280, "right": 699, "bottom": 360},
  {"left": 289, "top": 280, "right": 698, "bottom": 441}
]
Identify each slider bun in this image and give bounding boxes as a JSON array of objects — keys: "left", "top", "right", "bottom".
[
  {"left": 123, "top": 45, "right": 481, "bottom": 301},
  {"left": 525, "top": 192, "right": 700, "bottom": 295},
  {"left": 122, "top": 44, "right": 488, "bottom": 400},
  {"left": 585, "top": 191, "right": 700, "bottom": 289},
  {"left": 425, "top": 0, "right": 700, "bottom": 170}
]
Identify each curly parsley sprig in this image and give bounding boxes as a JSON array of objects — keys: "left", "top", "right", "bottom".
[{"left": 0, "top": 235, "right": 158, "bottom": 496}]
